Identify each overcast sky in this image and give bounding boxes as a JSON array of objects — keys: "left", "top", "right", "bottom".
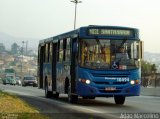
[{"left": 0, "top": 0, "right": 160, "bottom": 53}]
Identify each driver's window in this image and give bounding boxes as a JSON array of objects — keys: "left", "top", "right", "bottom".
[{"left": 131, "top": 42, "right": 140, "bottom": 59}]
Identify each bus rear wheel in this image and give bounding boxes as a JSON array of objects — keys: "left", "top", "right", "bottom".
[
  {"left": 82, "top": 96, "right": 95, "bottom": 99},
  {"left": 114, "top": 96, "right": 125, "bottom": 105}
]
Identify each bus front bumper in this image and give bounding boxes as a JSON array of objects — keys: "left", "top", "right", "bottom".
[{"left": 77, "top": 83, "right": 140, "bottom": 97}]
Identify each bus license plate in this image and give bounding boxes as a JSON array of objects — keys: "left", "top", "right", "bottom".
[{"left": 105, "top": 87, "right": 116, "bottom": 91}]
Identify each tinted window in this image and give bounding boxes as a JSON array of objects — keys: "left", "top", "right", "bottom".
[{"left": 24, "top": 77, "right": 35, "bottom": 80}]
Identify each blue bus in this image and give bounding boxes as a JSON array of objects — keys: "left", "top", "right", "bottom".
[{"left": 38, "top": 25, "right": 143, "bottom": 104}]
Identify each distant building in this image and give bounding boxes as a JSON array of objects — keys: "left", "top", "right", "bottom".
[
  {"left": 0, "top": 60, "right": 4, "bottom": 65},
  {"left": 5, "top": 55, "right": 14, "bottom": 62},
  {"left": 15, "top": 55, "right": 34, "bottom": 62}
]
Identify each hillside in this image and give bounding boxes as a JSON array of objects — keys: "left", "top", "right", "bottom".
[
  {"left": 144, "top": 52, "right": 160, "bottom": 63},
  {"left": 0, "top": 32, "right": 39, "bottom": 50}
]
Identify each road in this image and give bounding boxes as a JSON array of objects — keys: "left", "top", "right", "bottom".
[{"left": 0, "top": 84, "right": 160, "bottom": 119}]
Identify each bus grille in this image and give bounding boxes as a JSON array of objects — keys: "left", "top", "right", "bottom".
[
  {"left": 93, "top": 81, "right": 128, "bottom": 85},
  {"left": 99, "top": 89, "right": 122, "bottom": 93},
  {"left": 91, "top": 73, "right": 129, "bottom": 77}
]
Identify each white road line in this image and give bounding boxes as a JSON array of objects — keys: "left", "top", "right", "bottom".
[{"left": 73, "top": 106, "right": 103, "bottom": 113}]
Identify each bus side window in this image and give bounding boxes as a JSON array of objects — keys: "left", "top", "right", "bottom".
[
  {"left": 57, "top": 41, "right": 60, "bottom": 61},
  {"left": 59, "top": 40, "right": 63, "bottom": 62},
  {"left": 45, "top": 44, "right": 49, "bottom": 63},
  {"left": 63, "top": 39, "right": 66, "bottom": 61},
  {"left": 49, "top": 43, "right": 53, "bottom": 63},
  {"left": 65, "top": 38, "right": 71, "bottom": 61}
]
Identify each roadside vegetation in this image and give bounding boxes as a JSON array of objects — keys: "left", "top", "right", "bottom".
[{"left": 0, "top": 90, "right": 48, "bottom": 119}]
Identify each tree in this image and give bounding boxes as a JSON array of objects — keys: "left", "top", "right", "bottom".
[
  {"left": 151, "top": 64, "right": 157, "bottom": 87},
  {"left": 141, "top": 61, "right": 158, "bottom": 87},
  {"left": 141, "top": 60, "right": 152, "bottom": 87},
  {"left": 0, "top": 43, "right": 5, "bottom": 52},
  {"left": 151, "top": 64, "right": 157, "bottom": 73},
  {"left": 11, "top": 43, "right": 20, "bottom": 55}
]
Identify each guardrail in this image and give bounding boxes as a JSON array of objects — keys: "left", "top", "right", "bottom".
[{"left": 140, "top": 86, "right": 160, "bottom": 96}]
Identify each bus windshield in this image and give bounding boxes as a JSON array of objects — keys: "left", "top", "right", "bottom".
[{"left": 79, "top": 39, "right": 141, "bottom": 70}]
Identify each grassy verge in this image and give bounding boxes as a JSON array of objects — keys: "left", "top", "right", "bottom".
[{"left": 0, "top": 90, "right": 49, "bottom": 119}]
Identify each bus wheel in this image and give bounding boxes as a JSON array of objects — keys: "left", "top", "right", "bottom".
[
  {"left": 45, "top": 79, "right": 53, "bottom": 98},
  {"left": 82, "top": 96, "right": 88, "bottom": 99},
  {"left": 83, "top": 96, "right": 95, "bottom": 99},
  {"left": 114, "top": 96, "right": 125, "bottom": 105},
  {"left": 68, "top": 86, "right": 78, "bottom": 103},
  {"left": 89, "top": 96, "right": 95, "bottom": 99}
]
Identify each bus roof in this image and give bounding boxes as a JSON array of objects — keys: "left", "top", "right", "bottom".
[{"left": 39, "top": 25, "right": 139, "bottom": 45}]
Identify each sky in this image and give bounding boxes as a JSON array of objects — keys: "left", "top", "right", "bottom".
[{"left": 0, "top": 0, "right": 160, "bottom": 53}]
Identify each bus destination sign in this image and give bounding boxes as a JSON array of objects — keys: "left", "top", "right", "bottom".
[{"left": 88, "top": 28, "right": 133, "bottom": 36}]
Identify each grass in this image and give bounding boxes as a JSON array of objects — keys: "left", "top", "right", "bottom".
[{"left": 0, "top": 90, "right": 49, "bottom": 119}]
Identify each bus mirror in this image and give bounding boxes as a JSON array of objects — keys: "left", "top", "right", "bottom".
[{"left": 140, "top": 41, "right": 144, "bottom": 59}]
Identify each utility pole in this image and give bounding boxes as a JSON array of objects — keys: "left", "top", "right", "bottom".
[
  {"left": 70, "top": 0, "right": 82, "bottom": 30},
  {"left": 26, "top": 41, "right": 28, "bottom": 56},
  {"left": 21, "top": 41, "right": 24, "bottom": 78}
]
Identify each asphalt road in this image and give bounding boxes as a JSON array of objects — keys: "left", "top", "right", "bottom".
[{"left": 0, "top": 84, "right": 160, "bottom": 119}]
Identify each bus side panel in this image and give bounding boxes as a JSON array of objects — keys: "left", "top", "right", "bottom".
[
  {"left": 38, "top": 46, "right": 45, "bottom": 89},
  {"left": 43, "top": 63, "right": 52, "bottom": 91},
  {"left": 70, "top": 39, "right": 77, "bottom": 94},
  {"left": 52, "top": 43, "right": 57, "bottom": 92},
  {"left": 56, "top": 63, "right": 64, "bottom": 93}
]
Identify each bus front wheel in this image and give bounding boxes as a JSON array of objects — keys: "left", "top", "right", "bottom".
[{"left": 114, "top": 96, "right": 125, "bottom": 105}]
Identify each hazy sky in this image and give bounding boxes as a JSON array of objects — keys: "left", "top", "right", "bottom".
[{"left": 0, "top": 0, "right": 160, "bottom": 53}]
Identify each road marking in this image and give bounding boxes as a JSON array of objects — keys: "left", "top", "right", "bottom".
[
  {"left": 69, "top": 105, "right": 119, "bottom": 119},
  {"left": 73, "top": 106, "right": 103, "bottom": 113}
]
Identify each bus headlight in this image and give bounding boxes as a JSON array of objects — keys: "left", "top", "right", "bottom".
[
  {"left": 130, "top": 80, "right": 139, "bottom": 85},
  {"left": 86, "top": 79, "right": 91, "bottom": 84},
  {"left": 79, "top": 79, "right": 91, "bottom": 84},
  {"left": 130, "top": 80, "right": 135, "bottom": 85}
]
